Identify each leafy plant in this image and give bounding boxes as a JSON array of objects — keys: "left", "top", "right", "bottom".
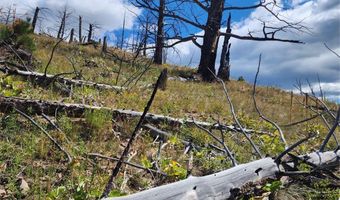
[
  {"left": 260, "top": 133, "right": 285, "bottom": 156},
  {"left": 141, "top": 155, "right": 152, "bottom": 169},
  {"left": 161, "top": 159, "right": 187, "bottom": 179},
  {"left": 0, "top": 76, "right": 27, "bottom": 97},
  {"left": 263, "top": 180, "right": 282, "bottom": 192}
]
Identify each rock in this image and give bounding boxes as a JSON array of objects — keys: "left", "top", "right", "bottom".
[
  {"left": 19, "top": 178, "right": 30, "bottom": 195},
  {"left": 0, "top": 188, "right": 6, "bottom": 197}
]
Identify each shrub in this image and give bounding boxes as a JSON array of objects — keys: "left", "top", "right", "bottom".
[
  {"left": 237, "top": 76, "right": 245, "bottom": 82},
  {"left": 0, "top": 19, "right": 35, "bottom": 51}
]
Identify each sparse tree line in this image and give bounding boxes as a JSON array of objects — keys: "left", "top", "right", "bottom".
[{"left": 1, "top": 0, "right": 307, "bottom": 82}]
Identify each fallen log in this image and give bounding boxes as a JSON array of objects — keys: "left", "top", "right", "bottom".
[
  {"left": 0, "top": 65, "right": 125, "bottom": 91},
  {"left": 104, "top": 151, "right": 339, "bottom": 200},
  {"left": 0, "top": 96, "right": 263, "bottom": 134}
]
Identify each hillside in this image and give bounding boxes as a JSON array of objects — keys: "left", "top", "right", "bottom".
[{"left": 0, "top": 32, "right": 339, "bottom": 199}]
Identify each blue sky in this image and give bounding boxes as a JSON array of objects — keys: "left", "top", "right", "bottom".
[{"left": 1, "top": 0, "right": 339, "bottom": 102}]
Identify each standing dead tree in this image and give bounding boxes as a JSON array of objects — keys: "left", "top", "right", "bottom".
[
  {"left": 217, "top": 13, "right": 231, "bottom": 81},
  {"left": 56, "top": 7, "right": 71, "bottom": 39},
  {"left": 133, "top": 0, "right": 307, "bottom": 81},
  {"left": 131, "top": 0, "right": 182, "bottom": 64},
  {"left": 154, "top": 0, "right": 165, "bottom": 64},
  {"left": 78, "top": 15, "right": 82, "bottom": 43},
  {"left": 87, "top": 23, "right": 93, "bottom": 43},
  {"left": 69, "top": 28, "right": 74, "bottom": 43},
  {"left": 31, "top": 6, "right": 40, "bottom": 33}
]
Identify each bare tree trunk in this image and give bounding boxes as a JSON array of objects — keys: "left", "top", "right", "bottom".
[
  {"left": 69, "top": 28, "right": 74, "bottom": 43},
  {"left": 120, "top": 12, "right": 126, "bottom": 49},
  {"left": 5, "top": 6, "right": 12, "bottom": 25},
  {"left": 57, "top": 10, "right": 66, "bottom": 39},
  {"left": 154, "top": 0, "right": 165, "bottom": 65},
  {"left": 102, "top": 36, "right": 107, "bottom": 53},
  {"left": 87, "top": 24, "right": 93, "bottom": 43},
  {"left": 31, "top": 7, "right": 40, "bottom": 33},
  {"left": 218, "top": 13, "right": 231, "bottom": 81},
  {"left": 78, "top": 16, "right": 82, "bottom": 43},
  {"left": 103, "top": 151, "right": 339, "bottom": 200},
  {"left": 198, "top": 0, "right": 225, "bottom": 81},
  {"left": 143, "top": 18, "right": 150, "bottom": 56}
]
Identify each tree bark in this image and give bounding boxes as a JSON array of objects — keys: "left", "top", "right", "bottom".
[
  {"left": 69, "top": 28, "right": 74, "bottom": 43},
  {"left": 79, "top": 16, "right": 82, "bottom": 43},
  {"left": 31, "top": 7, "right": 40, "bottom": 33},
  {"left": 57, "top": 10, "right": 66, "bottom": 39},
  {"left": 102, "top": 36, "right": 107, "bottom": 53},
  {"left": 88, "top": 24, "right": 93, "bottom": 43},
  {"left": 143, "top": 17, "right": 150, "bottom": 57},
  {"left": 103, "top": 151, "right": 339, "bottom": 200},
  {"left": 0, "top": 65, "right": 124, "bottom": 91},
  {"left": 218, "top": 13, "right": 231, "bottom": 81},
  {"left": 198, "top": 0, "right": 225, "bottom": 81},
  {"left": 154, "top": 0, "right": 165, "bottom": 65},
  {"left": 0, "top": 95, "right": 262, "bottom": 134}
]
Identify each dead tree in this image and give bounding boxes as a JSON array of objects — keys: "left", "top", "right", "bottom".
[
  {"left": 31, "top": 7, "right": 40, "bottom": 33},
  {"left": 78, "top": 16, "right": 82, "bottom": 43},
  {"left": 120, "top": 12, "right": 126, "bottom": 49},
  {"left": 57, "top": 8, "right": 66, "bottom": 39},
  {"left": 133, "top": 0, "right": 306, "bottom": 81},
  {"left": 132, "top": 0, "right": 174, "bottom": 64},
  {"left": 217, "top": 13, "right": 231, "bottom": 81},
  {"left": 154, "top": 0, "right": 165, "bottom": 64},
  {"left": 69, "top": 28, "right": 74, "bottom": 43},
  {"left": 87, "top": 23, "right": 93, "bottom": 43},
  {"left": 102, "top": 36, "right": 107, "bottom": 53},
  {"left": 103, "top": 150, "right": 339, "bottom": 200}
]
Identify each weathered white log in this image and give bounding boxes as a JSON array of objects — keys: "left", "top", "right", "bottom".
[
  {"left": 0, "top": 65, "right": 125, "bottom": 91},
  {"left": 0, "top": 96, "right": 261, "bottom": 134},
  {"left": 104, "top": 151, "right": 339, "bottom": 200},
  {"left": 114, "top": 109, "right": 260, "bottom": 133}
]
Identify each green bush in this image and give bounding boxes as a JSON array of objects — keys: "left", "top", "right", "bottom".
[
  {"left": 237, "top": 76, "right": 245, "bottom": 82},
  {"left": 0, "top": 25, "right": 11, "bottom": 40},
  {"left": 0, "top": 19, "right": 35, "bottom": 51}
]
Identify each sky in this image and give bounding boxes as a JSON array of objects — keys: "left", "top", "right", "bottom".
[{"left": 0, "top": 0, "right": 339, "bottom": 102}]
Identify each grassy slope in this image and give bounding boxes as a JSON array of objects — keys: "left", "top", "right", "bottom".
[{"left": 0, "top": 35, "right": 338, "bottom": 199}]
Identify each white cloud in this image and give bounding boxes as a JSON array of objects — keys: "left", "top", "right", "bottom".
[{"left": 0, "top": 0, "right": 141, "bottom": 37}]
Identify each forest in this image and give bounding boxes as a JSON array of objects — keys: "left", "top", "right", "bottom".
[{"left": 0, "top": 0, "right": 339, "bottom": 199}]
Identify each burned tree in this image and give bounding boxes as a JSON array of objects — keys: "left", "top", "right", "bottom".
[
  {"left": 57, "top": 9, "right": 66, "bottom": 39},
  {"left": 154, "top": 0, "right": 165, "bottom": 64},
  {"left": 218, "top": 13, "right": 231, "bottom": 81},
  {"left": 31, "top": 7, "right": 40, "bottom": 33},
  {"left": 132, "top": 0, "right": 171, "bottom": 64},
  {"left": 56, "top": 7, "right": 72, "bottom": 39},
  {"left": 78, "top": 16, "right": 82, "bottom": 43},
  {"left": 69, "top": 28, "right": 74, "bottom": 43},
  {"left": 102, "top": 36, "right": 107, "bottom": 53},
  {"left": 132, "top": 0, "right": 306, "bottom": 81},
  {"left": 87, "top": 23, "right": 93, "bottom": 43}
]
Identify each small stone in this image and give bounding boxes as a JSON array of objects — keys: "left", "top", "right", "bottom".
[{"left": 19, "top": 178, "right": 30, "bottom": 195}]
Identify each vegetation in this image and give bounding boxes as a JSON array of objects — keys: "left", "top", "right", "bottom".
[
  {"left": 0, "top": 29, "right": 338, "bottom": 199},
  {"left": 0, "top": 19, "right": 35, "bottom": 51}
]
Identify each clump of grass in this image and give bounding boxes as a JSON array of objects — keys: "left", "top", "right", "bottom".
[{"left": 85, "top": 109, "right": 111, "bottom": 129}]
